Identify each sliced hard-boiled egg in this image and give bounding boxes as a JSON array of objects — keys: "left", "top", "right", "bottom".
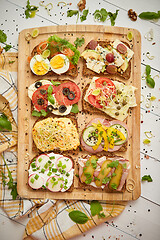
[
  {"left": 50, "top": 54, "right": 69, "bottom": 75},
  {"left": 30, "top": 55, "right": 50, "bottom": 75}
]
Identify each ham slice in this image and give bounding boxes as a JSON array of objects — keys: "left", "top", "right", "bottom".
[{"left": 81, "top": 118, "right": 129, "bottom": 153}]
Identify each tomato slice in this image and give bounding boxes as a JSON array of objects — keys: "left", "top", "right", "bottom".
[
  {"left": 88, "top": 95, "right": 103, "bottom": 109},
  {"left": 55, "top": 82, "right": 81, "bottom": 106},
  {"left": 95, "top": 77, "right": 116, "bottom": 96},
  {"left": 32, "top": 84, "right": 56, "bottom": 111}
]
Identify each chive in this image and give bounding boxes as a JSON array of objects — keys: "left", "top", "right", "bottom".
[
  {"left": 46, "top": 182, "right": 49, "bottom": 187},
  {"left": 60, "top": 183, "right": 63, "bottom": 188},
  {"left": 52, "top": 177, "right": 56, "bottom": 181},
  {"left": 47, "top": 172, "right": 52, "bottom": 176},
  {"left": 52, "top": 168, "right": 57, "bottom": 173},
  {"left": 34, "top": 174, "right": 39, "bottom": 180},
  {"left": 31, "top": 162, "right": 36, "bottom": 168},
  {"left": 62, "top": 164, "right": 66, "bottom": 169},
  {"left": 48, "top": 160, "right": 52, "bottom": 164},
  {"left": 66, "top": 172, "right": 70, "bottom": 177},
  {"left": 44, "top": 163, "right": 49, "bottom": 169},
  {"left": 41, "top": 168, "right": 45, "bottom": 173},
  {"left": 50, "top": 156, "right": 55, "bottom": 160},
  {"left": 38, "top": 158, "right": 42, "bottom": 163},
  {"left": 30, "top": 178, "right": 34, "bottom": 184},
  {"left": 57, "top": 161, "right": 62, "bottom": 167}
]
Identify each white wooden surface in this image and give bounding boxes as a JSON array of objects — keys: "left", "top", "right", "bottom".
[{"left": 0, "top": 0, "right": 160, "bottom": 239}]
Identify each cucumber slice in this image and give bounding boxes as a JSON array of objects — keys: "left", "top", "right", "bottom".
[
  {"left": 82, "top": 126, "right": 98, "bottom": 147},
  {"left": 110, "top": 124, "right": 128, "bottom": 146}
]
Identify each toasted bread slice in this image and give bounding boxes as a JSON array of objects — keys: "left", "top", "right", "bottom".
[
  {"left": 31, "top": 46, "right": 78, "bottom": 78},
  {"left": 82, "top": 40, "right": 132, "bottom": 80},
  {"left": 77, "top": 154, "right": 129, "bottom": 193}
]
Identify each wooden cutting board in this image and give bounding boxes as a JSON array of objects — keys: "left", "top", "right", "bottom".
[{"left": 17, "top": 25, "right": 141, "bottom": 201}]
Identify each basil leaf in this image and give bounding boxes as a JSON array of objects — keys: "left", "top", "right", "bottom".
[
  {"left": 48, "top": 95, "right": 55, "bottom": 105},
  {"left": 146, "top": 76, "right": 155, "bottom": 88},
  {"left": 146, "top": 65, "right": 151, "bottom": 76},
  {"left": 142, "top": 175, "right": 153, "bottom": 182},
  {"left": 0, "top": 30, "right": 7, "bottom": 43},
  {"left": 90, "top": 200, "right": 103, "bottom": 216},
  {"left": 4, "top": 44, "right": 12, "bottom": 52},
  {"left": 69, "top": 210, "right": 89, "bottom": 224},
  {"left": 139, "top": 11, "right": 160, "bottom": 20},
  {"left": 51, "top": 80, "right": 61, "bottom": 86},
  {"left": 67, "top": 10, "right": 79, "bottom": 17},
  {"left": 47, "top": 85, "right": 53, "bottom": 95},
  {"left": 80, "top": 9, "right": 89, "bottom": 22},
  {"left": 40, "top": 110, "right": 48, "bottom": 117},
  {"left": 0, "top": 117, "right": 12, "bottom": 131},
  {"left": 32, "top": 110, "right": 41, "bottom": 117},
  {"left": 71, "top": 104, "right": 79, "bottom": 113}
]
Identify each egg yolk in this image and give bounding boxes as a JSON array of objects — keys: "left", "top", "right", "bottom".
[
  {"left": 50, "top": 55, "right": 64, "bottom": 69},
  {"left": 33, "top": 61, "right": 49, "bottom": 75}
]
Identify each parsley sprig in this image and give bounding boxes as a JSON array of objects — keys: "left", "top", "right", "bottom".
[
  {"left": 1, "top": 155, "right": 18, "bottom": 200},
  {"left": 25, "top": 0, "right": 38, "bottom": 19}
]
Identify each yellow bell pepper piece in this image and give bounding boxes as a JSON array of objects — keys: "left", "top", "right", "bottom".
[
  {"left": 107, "top": 127, "right": 126, "bottom": 140},
  {"left": 92, "top": 133, "right": 102, "bottom": 150}
]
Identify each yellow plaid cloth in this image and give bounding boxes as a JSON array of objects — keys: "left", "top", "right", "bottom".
[{"left": 0, "top": 70, "right": 126, "bottom": 240}]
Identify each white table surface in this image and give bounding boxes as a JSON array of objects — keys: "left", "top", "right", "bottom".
[{"left": 0, "top": 0, "right": 160, "bottom": 239}]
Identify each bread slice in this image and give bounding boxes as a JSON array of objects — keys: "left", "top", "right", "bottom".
[
  {"left": 31, "top": 46, "right": 78, "bottom": 78},
  {"left": 32, "top": 116, "right": 80, "bottom": 154},
  {"left": 82, "top": 40, "right": 131, "bottom": 80},
  {"left": 30, "top": 79, "right": 80, "bottom": 117},
  {"left": 28, "top": 153, "right": 74, "bottom": 192},
  {"left": 77, "top": 154, "right": 128, "bottom": 193}
]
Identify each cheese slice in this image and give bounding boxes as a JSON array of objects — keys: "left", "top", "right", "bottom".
[
  {"left": 84, "top": 77, "right": 137, "bottom": 121},
  {"left": 112, "top": 39, "right": 134, "bottom": 62}
]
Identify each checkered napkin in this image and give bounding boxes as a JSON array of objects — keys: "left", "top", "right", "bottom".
[{"left": 0, "top": 70, "right": 126, "bottom": 240}]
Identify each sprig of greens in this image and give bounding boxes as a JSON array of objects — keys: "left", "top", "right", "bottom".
[
  {"left": 67, "top": 10, "right": 79, "bottom": 24},
  {"left": 25, "top": 0, "right": 39, "bottom": 19},
  {"left": 0, "top": 30, "right": 12, "bottom": 52},
  {"left": 80, "top": 9, "right": 89, "bottom": 22},
  {"left": 145, "top": 65, "right": 155, "bottom": 88},
  {"left": 90, "top": 200, "right": 105, "bottom": 218},
  {"left": 0, "top": 113, "right": 12, "bottom": 131},
  {"left": 1, "top": 155, "right": 18, "bottom": 200},
  {"left": 74, "top": 37, "right": 85, "bottom": 49},
  {"left": 32, "top": 110, "right": 48, "bottom": 117},
  {"left": 94, "top": 8, "right": 119, "bottom": 26},
  {"left": 142, "top": 175, "right": 153, "bottom": 182}
]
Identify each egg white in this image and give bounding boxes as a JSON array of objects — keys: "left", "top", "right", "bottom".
[
  {"left": 30, "top": 55, "right": 50, "bottom": 75},
  {"left": 50, "top": 54, "right": 70, "bottom": 75}
]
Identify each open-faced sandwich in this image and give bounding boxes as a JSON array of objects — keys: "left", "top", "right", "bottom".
[
  {"left": 28, "top": 79, "right": 81, "bottom": 116},
  {"left": 81, "top": 118, "right": 129, "bottom": 153},
  {"left": 29, "top": 35, "right": 80, "bottom": 77},
  {"left": 32, "top": 117, "right": 80, "bottom": 152},
  {"left": 78, "top": 154, "right": 130, "bottom": 192},
  {"left": 81, "top": 39, "right": 134, "bottom": 79},
  {"left": 83, "top": 77, "right": 137, "bottom": 121},
  {"left": 28, "top": 152, "right": 74, "bottom": 192}
]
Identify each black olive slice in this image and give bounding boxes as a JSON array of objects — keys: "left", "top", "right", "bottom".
[
  {"left": 67, "top": 91, "right": 75, "bottom": 100},
  {"left": 59, "top": 105, "right": 67, "bottom": 113},
  {"left": 35, "top": 81, "right": 42, "bottom": 88},
  {"left": 40, "top": 89, "right": 47, "bottom": 95},
  {"left": 37, "top": 98, "right": 44, "bottom": 105},
  {"left": 47, "top": 105, "right": 54, "bottom": 112},
  {"left": 63, "top": 88, "right": 70, "bottom": 96}
]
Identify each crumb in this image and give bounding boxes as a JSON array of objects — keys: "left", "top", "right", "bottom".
[{"left": 77, "top": 0, "right": 86, "bottom": 11}]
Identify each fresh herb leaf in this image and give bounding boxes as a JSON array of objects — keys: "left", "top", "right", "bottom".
[
  {"left": 107, "top": 160, "right": 119, "bottom": 169},
  {"left": 102, "top": 176, "right": 111, "bottom": 184},
  {"left": 9, "top": 60, "right": 15, "bottom": 64},
  {"left": 4, "top": 44, "right": 12, "bottom": 52},
  {"left": 67, "top": 10, "right": 79, "bottom": 17},
  {"left": 146, "top": 65, "right": 151, "bottom": 76},
  {"left": 69, "top": 210, "right": 89, "bottom": 224},
  {"left": 32, "top": 110, "right": 41, "bottom": 117},
  {"left": 0, "top": 30, "right": 7, "bottom": 43},
  {"left": 146, "top": 76, "right": 155, "bottom": 88},
  {"left": 74, "top": 37, "right": 85, "bottom": 49},
  {"left": 40, "top": 109, "right": 48, "bottom": 117},
  {"left": 80, "top": 9, "right": 89, "bottom": 22},
  {"left": 48, "top": 95, "right": 55, "bottom": 105},
  {"left": 142, "top": 175, "right": 153, "bottom": 182},
  {"left": 139, "top": 11, "right": 160, "bottom": 20},
  {"left": 91, "top": 159, "right": 97, "bottom": 169},
  {"left": 71, "top": 104, "right": 79, "bottom": 113},
  {"left": 122, "top": 163, "right": 127, "bottom": 169},
  {"left": 85, "top": 160, "right": 90, "bottom": 167},
  {"left": 111, "top": 183, "right": 117, "bottom": 190},
  {"left": 51, "top": 80, "right": 61, "bottom": 86},
  {"left": 85, "top": 178, "right": 92, "bottom": 184},
  {"left": 108, "top": 10, "right": 119, "bottom": 26},
  {"left": 0, "top": 114, "right": 12, "bottom": 131},
  {"left": 25, "top": 0, "right": 38, "bottom": 19},
  {"left": 94, "top": 8, "right": 108, "bottom": 22},
  {"left": 84, "top": 172, "right": 91, "bottom": 178},
  {"left": 47, "top": 85, "right": 53, "bottom": 95},
  {"left": 1, "top": 155, "right": 18, "bottom": 200},
  {"left": 90, "top": 200, "right": 103, "bottom": 216}
]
